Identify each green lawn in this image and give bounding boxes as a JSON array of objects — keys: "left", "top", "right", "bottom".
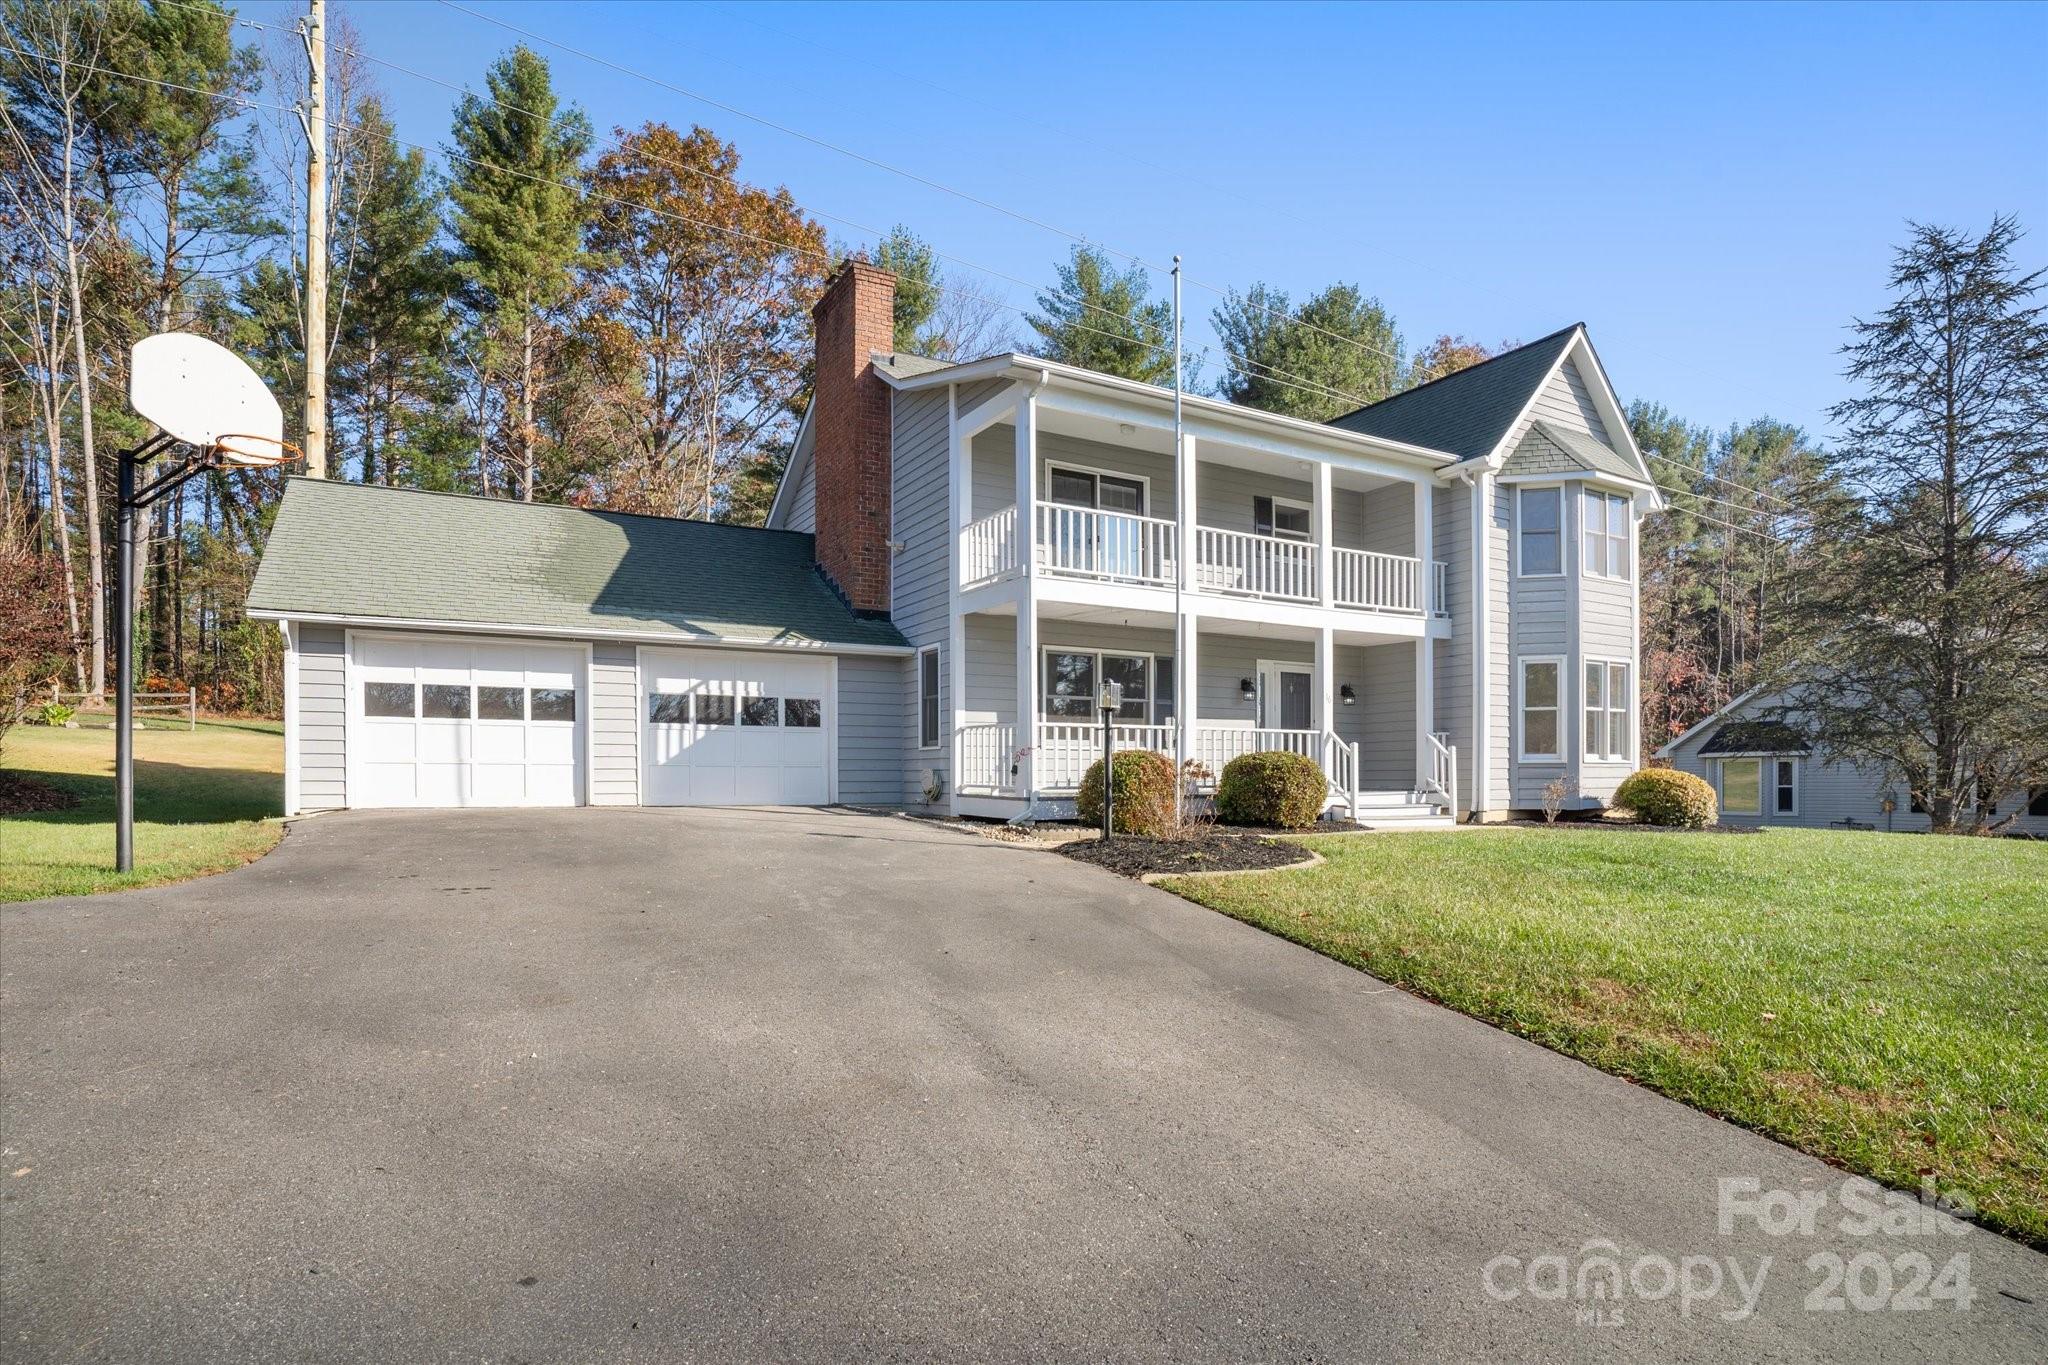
[
  {"left": 1165, "top": 827, "right": 2048, "bottom": 1247},
  {"left": 1, "top": 717, "right": 284, "bottom": 903}
]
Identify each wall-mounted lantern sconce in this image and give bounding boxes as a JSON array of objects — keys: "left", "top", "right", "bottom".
[
  {"left": 1340, "top": 684, "right": 1357, "bottom": 706},
  {"left": 1239, "top": 678, "right": 1256, "bottom": 702}
]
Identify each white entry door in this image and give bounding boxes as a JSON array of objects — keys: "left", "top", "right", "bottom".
[
  {"left": 351, "top": 635, "right": 584, "bottom": 807},
  {"left": 642, "top": 648, "right": 834, "bottom": 806}
]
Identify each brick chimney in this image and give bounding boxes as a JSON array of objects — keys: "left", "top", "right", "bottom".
[{"left": 810, "top": 261, "right": 897, "bottom": 616}]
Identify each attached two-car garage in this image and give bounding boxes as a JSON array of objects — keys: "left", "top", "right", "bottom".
[{"left": 339, "top": 634, "right": 838, "bottom": 810}]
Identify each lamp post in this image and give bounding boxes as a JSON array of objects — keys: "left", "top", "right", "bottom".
[{"left": 1097, "top": 680, "right": 1124, "bottom": 840}]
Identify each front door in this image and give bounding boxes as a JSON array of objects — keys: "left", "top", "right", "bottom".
[{"left": 1257, "top": 664, "right": 1313, "bottom": 730}]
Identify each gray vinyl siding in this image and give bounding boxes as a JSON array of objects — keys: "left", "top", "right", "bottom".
[
  {"left": 1432, "top": 480, "right": 1475, "bottom": 811},
  {"left": 1044, "top": 430, "right": 1176, "bottom": 515},
  {"left": 836, "top": 653, "right": 901, "bottom": 804},
  {"left": 1504, "top": 356, "right": 1610, "bottom": 452},
  {"left": 890, "top": 387, "right": 954, "bottom": 804},
  {"left": 956, "top": 377, "right": 1011, "bottom": 416},
  {"left": 1356, "top": 482, "right": 1415, "bottom": 556},
  {"left": 1352, "top": 642, "right": 1417, "bottom": 789},
  {"left": 965, "top": 614, "right": 1018, "bottom": 724},
  {"left": 784, "top": 455, "right": 816, "bottom": 533},
  {"left": 1664, "top": 691, "right": 2048, "bottom": 835},
  {"left": 971, "top": 425, "right": 1014, "bottom": 519},
  {"left": 296, "top": 623, "right": 347, "bottom": 811},
  {"left": 589, "top": 644, "right": 639, "bottom": 805},
  {"left": 1196, "top": 462, "right": 1299, "bottom": 535}
]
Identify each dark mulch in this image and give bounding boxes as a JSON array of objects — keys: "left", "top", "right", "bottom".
[
  {"left": 1058, "top": 826, "right": 1315, "bottom": 878},
  {"left": 0, "top": 771, "right": 81, "bottom": 815}
]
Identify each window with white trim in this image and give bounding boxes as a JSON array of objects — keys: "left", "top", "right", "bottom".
[
  {"left": 1043, "top": 648, "right": 1153, "bottom": 722},
  {"left": 1721, "top": 757, "right": 1762, "bottom": 815},
  {"left": 918, "top": 646, "right": 940, "bottom": 749},
  {"left": 1583, "top": 658, "right": 1631, "bottom": 762},
  {"left": 1518, "top": 657, "right": 1562, "bottom": 761},
  {"left": 1774, "top": 759, "right": 1797, "bottom": 815},
  {"left": 1517, "top": 487, "right": 1562, "bottom": 576},
  {"left": 1583, "top": 490, "right": 1631, "bottom": 580},
  {"left": 1254, "top": 495, "right": 1312, "bottom": 542}
]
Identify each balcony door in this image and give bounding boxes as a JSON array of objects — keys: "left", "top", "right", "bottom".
[{"left": 1046, "top": 464, "right": 1148, "bottom": 578}]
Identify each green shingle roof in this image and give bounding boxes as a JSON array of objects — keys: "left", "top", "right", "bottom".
[
  {"left": 248, "top": 478, "right": 908, "bottom": 651},
  {"left": 1501, "top": 421, "right": 1646, "bottom": 484},
  {"left": 1327, "top": 325, "right": 1580, "bottom": 461}
]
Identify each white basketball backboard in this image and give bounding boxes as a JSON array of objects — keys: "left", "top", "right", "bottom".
[{"left": 130, "top": 333, "right": 284, "bottom": 462}]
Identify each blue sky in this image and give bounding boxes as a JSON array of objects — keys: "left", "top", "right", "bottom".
[{"left": 257, "top": 0, "right": 2045, "bottom": 442}]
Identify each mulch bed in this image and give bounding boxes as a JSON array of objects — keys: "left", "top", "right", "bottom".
[
  {"left": 1058, "top": 826, "right": 1315, "bottom": 878},
  {"left": 0, "top": 771, "right": 81, "bottom": 816},
  {"left": 1530, "top": 818, "right": 1764, "bottom": 835}
]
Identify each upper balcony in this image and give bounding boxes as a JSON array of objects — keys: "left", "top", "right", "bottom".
[
  {"left": 953, "top": 396, "right": 1448, "bottom": 622},
  {"left": 963, "top": 502, "right": 1448, "bottom": 617}
]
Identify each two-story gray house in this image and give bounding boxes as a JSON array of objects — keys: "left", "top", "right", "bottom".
[{"left": 249, "top": 262, "right": 1658, "bottom": 824}]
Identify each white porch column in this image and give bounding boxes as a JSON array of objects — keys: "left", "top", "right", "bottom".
[
  {"left": 1016, "top": 391, "right": 1037, "bottom": 579},
  {"left": 1470, "top": 469, "right": 1494, "bottom": 820},
  {"left": 946, "top": 387, "right": 967, "bottom": 815},
  {"left": 1177, "top": 434, "right": 1199, "bottom": 592},
  {"left": 1415, "top": 637, "right": 1434, "bottom": 798},
  {"left": 1313, "top": 625, "right": 1334, "bottom": 732},
  {"left": 1015, "top": 391, "right": 1039, "bottom": 801},
  {"left": 1413, "top": 477, "right": 1434, "bottom": 614},
  {"left": 1314, "top": 461, "right": 1334, "bottom": 609}
]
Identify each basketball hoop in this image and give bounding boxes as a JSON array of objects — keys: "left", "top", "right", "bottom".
[
  {"left": 108, "top": 333, "right": 295, "bottom": 873},
  {"left": 209, "top": 432, "right": 302, "bottom": 469}
]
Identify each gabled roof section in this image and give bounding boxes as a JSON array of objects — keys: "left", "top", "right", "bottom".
[
  {"left": 249, "top": 478, "right": 908, "bottom": 651},
  {"left": 1501, "top": 421, "right": 1650, "bottom": 486},
  {"left": 1327, "top": 325, "right": 1580, "bottom": 462},
  {"left": 1697, "top": 720, "right": 1811, "bottom": 757},
  {"left": 871, "top": 351, "right": 952, "bottom": 381}
]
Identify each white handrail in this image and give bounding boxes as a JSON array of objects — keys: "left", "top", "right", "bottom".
[
  {"left": 1034, "top": 721, "right": 1174, "bottom": 790},
  {"left": 1034, "top": 505, "right": 1175, "bottom": 585},
  {"left": 1332, "top": 547, "right": 1422, "bottom": 613},
  {"left": 1194, "top": 527, "right": 1318, "bottom": 602},
  {"left": 1425, "top": 730, "right": 1457, "bottom": 818},
  {"left": 961, "top": 505, "right": 1019, "bottom": 585},
  {"left": 957, "top": 722, "right": 1018, "bottom": 795}
]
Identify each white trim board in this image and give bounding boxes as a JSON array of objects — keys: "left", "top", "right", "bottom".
[{"left": 253, "top": 609, "right": 913, "bottom": 657}]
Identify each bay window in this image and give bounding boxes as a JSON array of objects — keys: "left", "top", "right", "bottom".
[
  {"left": 1518, "top": 657, "right": 1562, "bottom": 761},
  {"left": 1517, "top": 487, "right": 1562, "bottom": 576},
  {"left": 1584, "top": 659, "right": 1631, "bottom": 762},
  {"left": 1584, "top": 490, "right": 1631, "bottom": 579}
]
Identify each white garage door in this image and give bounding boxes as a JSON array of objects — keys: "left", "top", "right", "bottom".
[
  {"left": 351, "top": 636, "right": 584, "bottom": 808},
  {"left": 643, "top": 648, "right": 833, "bottom": 805}
]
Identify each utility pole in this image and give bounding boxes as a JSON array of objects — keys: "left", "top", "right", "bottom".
[{"left": 300, "top": 0, "right": 328, "bottom": 477}]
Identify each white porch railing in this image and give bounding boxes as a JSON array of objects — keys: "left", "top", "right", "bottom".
[
  {"left": 1332, "top": 548, "right": 1421, "bottom": 614},
  {"left": 1424, "top": 729, "right": 1457, "bottom": 817},
  {"left": 1034, "top": 721, "right": 1175, "bottom": 791},
  {"left": 957, "top": 722, "right": 1019, "bottom": 795},
  {"left": 1194, "top": 527, "right": 1317, "bottom": 602},
  {"left": 1035, "top": 505, "right": 1176, "bottom": 585},
  {"left": 1432, "top": 561, "right": 1449, "bottom": 616},
  {"left": 962, "top": 506, "right": 1020, "bottom": 585},
  {"left": 1190, "top": 725, "right": 1359, "bottom": 816}
]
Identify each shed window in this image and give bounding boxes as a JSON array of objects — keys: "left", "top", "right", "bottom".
[
  {"left": 1722, "top": 758, "right": 1762, "bottom": 815},
  {"left": 1774, "top": 759, "right": 1797, "bottom": 814},
  {"left": 2031, "top": 786, "right": 2048, "bottom": 818},
  {"left": 1518, "top": 487, "right": 1561, "bottom": 575}
]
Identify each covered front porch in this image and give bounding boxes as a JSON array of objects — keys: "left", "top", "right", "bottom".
[{"left": 950, "top": 603, "right": 1455, "bottom": 824}]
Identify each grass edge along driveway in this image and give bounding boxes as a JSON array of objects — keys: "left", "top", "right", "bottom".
[
  {"left": 1163, "top": 826, "right": 2048, "bottom": 1249},
  {"left": 1, "top": 718, "right": 283, "bottom": 903}
]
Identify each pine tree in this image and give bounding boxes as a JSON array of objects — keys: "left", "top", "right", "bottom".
[
  {"left": 1777, "top": 216, "right": 2048, "bottom": 830},
  {"left": 1026, "top": 245, "right": 1171, "bottom": 383},
  {"left": 332, "top": 99, "right": 455, "bottom": 487},
  {"left": 447, "top": 45, "right": 590, "bottom": 501},
  {"left": 1212, "top": 281, "right": 1400, "bottom": 419}
]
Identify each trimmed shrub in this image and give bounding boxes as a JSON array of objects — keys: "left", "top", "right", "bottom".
[
  {"left": 1613, "top": 768, "right": 1718, "bottom": 828},
  {"left": 1076, "top": 749, "right": 1179, "bottom": 837},
  {"left": 1215, "top": 750, "right": 1326, "bottom": 829}
]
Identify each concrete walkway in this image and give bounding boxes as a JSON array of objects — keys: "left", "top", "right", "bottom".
[{"left": 2, "top": 806, "right": 2041, "bottom": 1362}]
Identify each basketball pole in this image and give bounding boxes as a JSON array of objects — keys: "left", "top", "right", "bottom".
[
  {"left": 114, "top": 434, "right": 202, "bottom": 874},
  {"left": 299, "top": 0, "right": 328, "bottom": 479}
]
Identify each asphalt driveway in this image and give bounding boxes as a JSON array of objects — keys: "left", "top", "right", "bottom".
[{"left": 3, "top": 806, "right": 2042, "bottom": 1362}]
